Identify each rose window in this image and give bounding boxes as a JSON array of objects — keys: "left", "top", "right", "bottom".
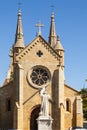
[{"left": 30, "top": 67, "right": 50, "bottom": 86}]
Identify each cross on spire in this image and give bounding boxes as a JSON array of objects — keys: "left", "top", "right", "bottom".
[
  {"left": 18, "top": 0, "right": 22, "bottom": 10},
  {"left": 35, "top": 21, "right": 44, "bottom": 36},
  {"left": 51, "top": 5, "right": 54, "bottom": 12}
]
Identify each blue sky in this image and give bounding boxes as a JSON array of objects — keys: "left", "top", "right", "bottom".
[{"left": 0, "top": 0, "right": 87, "bottom": 90}]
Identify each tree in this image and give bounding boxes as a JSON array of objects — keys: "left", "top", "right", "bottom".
[{"left": 79, "top": 88, "right": 87, "bottom": 120}]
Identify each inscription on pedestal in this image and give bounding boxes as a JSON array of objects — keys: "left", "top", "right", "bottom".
[{"left": 37, "top": 117, "right": 53, "bottom": 130}]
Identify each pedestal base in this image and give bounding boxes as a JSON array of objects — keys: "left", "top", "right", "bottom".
[{"left": 37, "top": 115, "right": 53, "bottom": 130}]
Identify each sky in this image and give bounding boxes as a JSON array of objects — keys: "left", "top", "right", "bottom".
[{"left": 0, "top": 0, "right": 87, "bottom": 91}]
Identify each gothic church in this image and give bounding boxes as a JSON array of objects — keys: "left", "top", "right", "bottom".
[{"left": 0, "top": 7, "right": 83, "bottom": 130}]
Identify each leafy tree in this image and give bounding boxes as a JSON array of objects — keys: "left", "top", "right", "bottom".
[{"left": 79, "top": 88, "right": 87, "bottom": 120}]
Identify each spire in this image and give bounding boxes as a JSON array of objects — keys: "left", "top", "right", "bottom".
[
  {"left": 55, "top": 36, "right": 64, "bottom": 67},
  {"left": 54, "top": 36, "right": 64, "bottom": 51},
  {"left": 48, "top": 11, "right": 57, "bottom": 48},
  {"left": 13, "top": 9, "right": 25, "bottom": 48}
]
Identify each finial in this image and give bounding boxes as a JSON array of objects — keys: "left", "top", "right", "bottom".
[
  {"left": 57, "top": 35, "right": 60, "bottom": 41},
  {"left": 51, "top": 5, "right": 54, "bottom": 13},
  {"left": 51, "top": 0, "right": 55, "bottom": 13},
  {"left": 18, "top": 0, "right": 22, "bottom": 10},
  {"left": 35, "top": 21, "right": 44, "bottom": 36}
]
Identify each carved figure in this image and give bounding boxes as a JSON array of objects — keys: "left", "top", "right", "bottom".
[{"left": 40, "top": 87, "right": 50, "bottom": 116}]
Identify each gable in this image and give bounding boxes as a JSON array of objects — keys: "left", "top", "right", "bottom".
[
  {"left": 16, "top": 35, "right": 60, "bottom": 63},
  {"left": 64, "top": 84, "right": 78, "bottom": 97}
]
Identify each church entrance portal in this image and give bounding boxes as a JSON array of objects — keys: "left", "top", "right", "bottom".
[{"left": 30, "top": 105, "right": 40, "bottom": 130}]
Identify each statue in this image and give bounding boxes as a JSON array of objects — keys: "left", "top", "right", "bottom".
[
  {"left": 40, "top": 87, "right": 50, "bottom": 116},
  {"left": 37, "top": 87, "right": 53, "bottom": 130}
]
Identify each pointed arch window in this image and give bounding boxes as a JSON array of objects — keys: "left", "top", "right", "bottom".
[
  {"left": 7, "top": 98, "right": 11, "bottom": 111},
  {"left": 66, "top": 99, "right": 71, "bottom": 112}
]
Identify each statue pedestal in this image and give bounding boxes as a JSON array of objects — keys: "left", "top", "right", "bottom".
[{"left": 37, "top": 115, "right": 53, "bottom": 130}]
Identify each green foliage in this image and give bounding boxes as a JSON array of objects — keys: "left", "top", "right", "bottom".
[
  {"left": 79, "top": 88, "right": 87, "bottom": 94},
  {"left": 79, "top": 88, "right": 87, "bottom": 120}
]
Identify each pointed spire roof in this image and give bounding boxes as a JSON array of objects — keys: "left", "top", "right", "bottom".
[
  {"left": 13, "top": 9, "right": 25, "bottom": 48},
  {"left": 48, "top": 11, "right": 57, "bottom": 48},
  {"left": 54, "top": 36, "right": 64, "bottom": 51}
]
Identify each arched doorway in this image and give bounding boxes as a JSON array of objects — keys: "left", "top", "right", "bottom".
[{"left": 30, "top": 105, "right": 40, "bottom": 130}]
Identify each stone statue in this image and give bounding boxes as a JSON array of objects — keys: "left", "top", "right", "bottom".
[{"left": 40, "top": 87, "right": 50, "bottom": 116}]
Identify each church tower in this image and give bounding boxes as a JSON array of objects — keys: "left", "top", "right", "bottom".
[
  {"left": 48, "top": 11, "right": 65, "bottom": 130},
  {"left": 49, "top": 11, "right": 65, "bottom": 105},
  {"left": 3, "top": 9, "right": 25, "bottom": 85}
]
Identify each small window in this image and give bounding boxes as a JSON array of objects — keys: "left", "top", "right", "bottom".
[
  {"left": 66, "top": 99, "right": 71, "bottom": 112},
  {"left": 7, "top": 98, "right": 11, "bottom": 111}
]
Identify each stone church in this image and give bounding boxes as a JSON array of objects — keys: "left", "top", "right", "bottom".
[{"left": 0, "top": 8, "right": 83, "bottom": 130}]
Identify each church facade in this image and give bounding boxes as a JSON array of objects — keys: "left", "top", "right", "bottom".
[{"left": 0, "top": 8, "right": 83, "bottom": 130}]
